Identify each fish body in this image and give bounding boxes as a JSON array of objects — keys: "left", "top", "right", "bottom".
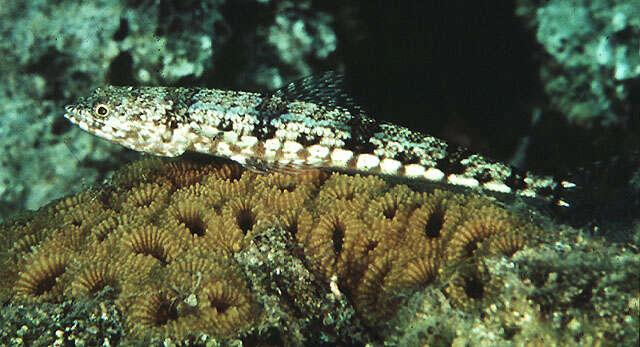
[{"left": 64, "top": 73, "right": 574, "bottom": 206}]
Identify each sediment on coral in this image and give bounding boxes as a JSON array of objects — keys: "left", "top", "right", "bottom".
[{"left": 0, "top": 156, "right": 543, "bottom": 343}]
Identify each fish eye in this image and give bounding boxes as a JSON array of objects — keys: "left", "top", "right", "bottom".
[{"left": 95, "top": 104, "right": 109, "bottom": 117}]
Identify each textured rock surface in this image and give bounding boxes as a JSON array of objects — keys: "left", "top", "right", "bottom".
[
  {"left": 0, "top": 299, "right": 123, "bottom": 346},
  {"left": 516, "top": 0, "right": 640, "bottom": 127},
  {"left": 387, "top": 224, "right": 639, "bottom": 346}
]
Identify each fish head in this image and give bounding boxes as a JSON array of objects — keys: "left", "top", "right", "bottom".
[{"left": 64, "top": 86, "right": 190, "bottom": 157}]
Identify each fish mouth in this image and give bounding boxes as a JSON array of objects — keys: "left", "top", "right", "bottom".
[
  {"left": 63, "top": 102, "right": 139, "bottom": 150},
  {"left": 63, "top": 103, "right": 106, "bottom": 131},
  {"left": 63, "top": 104, "right": 84, "bottom": 123},
  {"left": 63, "top": 104, "right": 83, "bottom": 127},
  {"left": 63, "top": 104, "right": 76, "bottom": 116}
]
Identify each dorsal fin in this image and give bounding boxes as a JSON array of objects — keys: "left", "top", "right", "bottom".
[{"left": 272, "top": 71, "right": 366, "bottom": 117}]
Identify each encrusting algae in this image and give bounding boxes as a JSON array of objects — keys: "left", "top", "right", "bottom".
[{"left": 0, "top": 156, "right": 543, "bottom": 343}]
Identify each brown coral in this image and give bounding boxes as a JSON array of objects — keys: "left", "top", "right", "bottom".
[
  {"left": 64, "top": 238, "right": 159, "bottom": 301},
  {"left": 352, "top": 251, "right": 402, "bottom": 323},
  {"left": 47, "top": 189, "right": 105, "bottom": 213},
  {"left": 202, "top": 173, "right": 256, "bottom": 211},
  {"left": 109, "top": 157, "right": 168, "bottom": 189},
  {"left": 405, "top": 190, "right": 464, "bottom": 248},
  {"left": 166, "top": 247, "right": 232, "bottom": 287},
  {"left": 447, "top": 205, "right": 523, "bottom": 261},
  {"left": 35, "top": 193, "right": 114, "bottom": 250},
  {"left": 442, "top": 262, "right": 503, "bottom": 309},
  {"left": 197, "top": 279, "right": 254, "bottom": 333},
  {"left": 67, "top": 260, "right": 122, "bottom": 299},
  {"left": 255, "top": 173, "right": 318, "bottom": 212},
  {"left": 298, "top": 209, "right": 365, "bottom": 280},
  {"left": 90, "top": 214, "right": 146, "bottom": 243},
  {"left": 119, "top": 182, "right": 171, "bottom": 217},
  {"left": 128, "top": 290, "right": 183, "bottom": 335},
  {"left": 0, "top": 155, "right": 543, "bottom": 342},
  {"left": 314, "top": 173, "right": 388, "bottom": 212},
  {"left": 168, "top": 182, "right": 215, "bottom": 208},
  {"left": 6, "top": 221, "right": 50, "bottom": 258},
  {"left": 393, "top": 243, "right": 441, "bottom": 289},
  {"left": 163, "top": 200, "right": 215, "bottom": 238},
  {"left": 364, "top": 185, "right": 421, "bottom": 224},
  {"left": 163, "top": 160, "right": 223, "bottom": 189},
  {"left": 299, "top": 182, "right": 537, "bottom": 322},
  {"left": 486, "top": 231, "right": 529, "bottom": 257},
  {"left": 119, "top": 224, "right": 186, "bottom": 266},
  {"left": 13, "top": 240, "right": 71, "bottom": 302},
  {"left": 277, "top": 207, "right": 314, "bottom": 240},
  {"left": 222, "top": 196, "right": 269, "bottom": 237}
]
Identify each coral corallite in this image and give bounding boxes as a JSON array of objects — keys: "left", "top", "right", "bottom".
[{"left": 0, "top": 157, "right": 541, "bottom": 342}]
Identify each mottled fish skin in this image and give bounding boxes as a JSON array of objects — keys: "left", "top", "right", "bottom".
[{"left": 64, "top": 74, "right": 575, "bottom": 206}]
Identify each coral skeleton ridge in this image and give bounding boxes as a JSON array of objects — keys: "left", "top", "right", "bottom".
[{"left": 1, "top": 157, "right": 543, "bottom": 342}]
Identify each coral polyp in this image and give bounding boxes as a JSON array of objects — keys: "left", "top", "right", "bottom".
[{"left": 0, "top": 157, "right": 575, "bottom": 344}]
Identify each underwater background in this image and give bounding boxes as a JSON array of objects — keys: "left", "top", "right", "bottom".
[{"left": 0, "top": 0, "right": 638, "bottom": 345}]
